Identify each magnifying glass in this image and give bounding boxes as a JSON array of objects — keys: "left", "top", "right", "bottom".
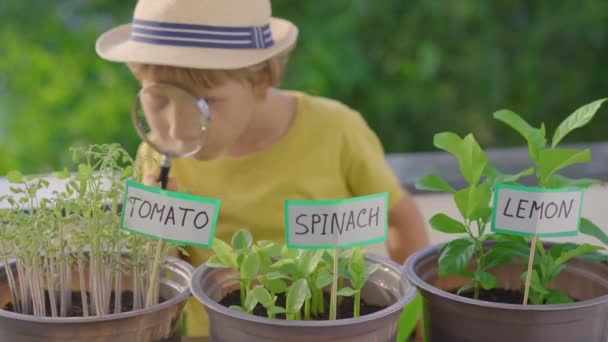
[{"left": 131, "top": 83, "right": 211, "bottom": 189}]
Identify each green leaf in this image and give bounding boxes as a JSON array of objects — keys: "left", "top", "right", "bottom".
[
  {"left": 267, "top": 306, "right": 286, "bottom": 315},
  {"left": 232, "top": 229, "right": 253, "bottom": 252},
  {"left": 433, "top": 132, "right": 463, "bottom": 158},
  {"left": 478, "top": 271, "right": 498, "bottom": 290},
  {"left": 545, "top": 290, "right": 574, "bottom": 304},
  {"left": 454, "top": 183, "right": 492, "bottom": 221},
  {"left": 544, "top": 174, "right": 602, "bottom": 189},
  {"left": 281, "top": 246, "right": 302, "bottom": 259},
  {"left": 521, "top": 269, "right": 549, "bottom": 296},
  {"left": 78, "top": 164, "right": 94, "bottom": 177},
  {"left": 259, "top": 276, "right": 287, "bottom": 295},
  {"left": 435, "top": 132, "right": 489, "bottom": 185},
  {"left": 264, "top": 272, "right": 290, "bottom": 280},
  {"left": 337, "top": 287, "right": 358, "bottom": 297},
  {"left": 456, "top": 284, "right": 474, "bottom": 295},
  {"left": 552, "top": 98, "right": 607, "bottom": 148},
  {"left": 6, "top": 171, "right": 23, "bottom": 184},
  {"left": 482, "top": 244, "right": 520, "bottom": 271},
  {"left": 580, "top": 218, "right": 608, "bottom": 246},
  {"left": 52, "top": 168, "right": 71, "bottom": 180},
  {"left": 438, "top": 238, "right": 476, "bottom": 276},
  {"left": 554, "top": 243, "right": 603, "bottom": 266},
  {"left": 244, "top": 291, "right": 258, "bottom": 312},
  {"left": 538, "top": 254, "right": 556, "bottom": 282},
  {"left": 537, "top": 149, "right": 591, "bottom": 183},
  {"left": 240, "top": 253, "right": 260, "bottom": 281},
  {"left": 211, "top": 239, "right": 238, "bottom": 270},
  {"left": 415, "top": 174, "right": 455, "bottom": 193},
  {"left": 493, "top": 110, "right": 546, "bottom": 160},
  {"left": 483, "top": 165, "right": 534, "bottom": 186},
  {"left": 286, "top": 278, "right": 309, "bottom": 314},
  {"left": 251, "top": 285, "right": 274, "bottom": 308},
  {"left": 315, "top": 270, "right": 333, "bottom": 289},
  {"left": 429, "top": 214, "right": 468, "bottom": 234},
  {"left": 257, "top": 240, "right": 282, "bottom": 258},
  {"left": 459, "top": 134, "right": 489, "bottom": 186},
  {"left": 297, "top": 250, "right": 324, "bottom": 278},
  {"left": 205, "top": 255, "right": 228, "bottom": 268}
]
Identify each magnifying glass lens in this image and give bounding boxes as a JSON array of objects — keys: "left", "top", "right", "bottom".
[{"left": 132, "top": 84, "right": 210, "bottom": 158}]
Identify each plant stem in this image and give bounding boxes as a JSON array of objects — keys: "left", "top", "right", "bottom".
[
  {"left": 295, "top": 309, "right": 301, "bottom": 321},
  {"left": 16, "top": 259, "right": 31, "bottom": 315},
  {"left": 114, "top": 269, "right": 122, "bottom": 314},
  {"left": 240, "top": 282, "right": 246, "bottom": 308},
  {"left": 311, "top": 289, "right": 318, "bottom": 316},
  {"left": 78, "top": 261, "right": 89, "bottom": 317},
  {"left": 354, "top": 291, "right": 361, "bottom": 318},
  {"left": 47, "top": 258, "right": 58, "bottom": 317},
  {"left": 145, "top": 239, "right": 165, "bottom": 308},
  {"left": 523, "top": 234, "right": 538, "bottom": 305},
  {"left": 59, "top": 251, "right": 68, "bottom": 317},
  {"left": 319, "top": 289, "right": 325, "bottom": 314},
  {"left": 304, "top": 297, "right": 311, "bottom": 320},
  {"left": 133, "top": 266, "right": 142, "bottom": 310},
  {"left": 1, "top": 253, "right": 20, "bottom": 313}
]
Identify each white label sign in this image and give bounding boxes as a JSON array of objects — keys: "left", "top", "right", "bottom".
[
  {"left": 121, "top": 180, "right": 220, "bottom": 247},
  {"left": 285, "top": 193, "right": 388, "bottom": 249},
  {"left": 491, "top": 184, "right": 585, "bottom": 237}
]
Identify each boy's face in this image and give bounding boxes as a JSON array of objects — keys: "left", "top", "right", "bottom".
[{"left": 141, "top": 78, "right": 259, "bottom": 160}]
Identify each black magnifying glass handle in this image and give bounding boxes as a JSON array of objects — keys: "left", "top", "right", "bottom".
[{"left": 157, "top": 156, "right": 171, "bottom": 190}]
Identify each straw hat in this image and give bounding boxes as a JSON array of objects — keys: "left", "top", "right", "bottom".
[{"left": 96, "top": 0, "right": 298, "bottom": 70}]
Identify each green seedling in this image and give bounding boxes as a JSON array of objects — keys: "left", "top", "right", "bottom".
[
  {"left": 249, "top": 285, "right": 285, "bottom": 319},
  {"left": 286, "top": 278, "right": 311, "bottom": 321},
  {"left": 336, "top": 247, "right": 380, "bottom": 317},
  {"left": 206, "top": 229, "right": 382, "bottom": 320},
  {"left": 416, "top": 133, "right": 531, "bottom": 299},
  {"left": 206, "top": 229, "right": 262, "bottom": 307},
  {"left": 521, "top": 242, "right": 603, "bottom": 304},
  {"left": 1, "top": 144, "right": 176, "bottom": 318}
]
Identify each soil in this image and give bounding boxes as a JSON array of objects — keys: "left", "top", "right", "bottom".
[
  {"left": 454, "top": 288, "right": 579, "bottom": 304},
  {"left": 455, "top": 288, "right": 525, "bottom": 304},
  {"left": 3, "top": 290, "right": 165, "bottom": 317},
  {"left": 219, "top": 290, "right": 386, "bottom": 320}
]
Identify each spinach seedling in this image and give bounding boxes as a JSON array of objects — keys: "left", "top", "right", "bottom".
[
  {"left": 336, "top": 247, "right": 380, "bottom": 317},
  {"left": 206, "top": 229, "right": 263, "bottom": 307},
  {"left": 249, "top": 285, "right": 286, "bottom": 319}
]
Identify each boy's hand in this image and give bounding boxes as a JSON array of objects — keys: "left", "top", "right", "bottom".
[{"left": 143, "top": 174, "right": 178, "bottom": 191}]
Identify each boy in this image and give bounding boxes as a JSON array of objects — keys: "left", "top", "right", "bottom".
[{"left": 96, "top": 0, "right": 428, "bottom": 337}]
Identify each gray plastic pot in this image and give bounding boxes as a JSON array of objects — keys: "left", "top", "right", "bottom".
[
  {"left": 0, "top": 256, "right": 193, "bottom": 342},
  {"left": 190, "top": 254, "right": 417, "bottom": 342},
  {"left": 405, "top": 241, "right": 608, "bottom": 342}
]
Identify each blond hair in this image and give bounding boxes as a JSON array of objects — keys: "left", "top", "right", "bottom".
[{"left": 128, "top": 48, "right": 292, "bottom": 91}]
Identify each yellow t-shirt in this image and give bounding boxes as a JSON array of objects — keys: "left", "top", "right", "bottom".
[{"left": 136, "top": 91, "right": 404, "bottom": 336}]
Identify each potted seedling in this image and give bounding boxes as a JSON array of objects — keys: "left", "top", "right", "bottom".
[
  {"left": 405, "top": 99, "right": 608, "bottom": 341},
  {"left": 0, "top": 144, "right": 196, "bottom": 342},
  {"left": 190, "top": 193, "right": 418, "bottom": 342}
]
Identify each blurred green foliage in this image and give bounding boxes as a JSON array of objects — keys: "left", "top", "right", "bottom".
[{"left": 1, "top": 0, "right": 607, "bottom": 174}]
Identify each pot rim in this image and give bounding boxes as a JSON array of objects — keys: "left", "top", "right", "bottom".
[
  {"left": 0, "top": 256, "right": 193, "bottom": 323},
  {"left": 191, "top": 253, "right": 417, "bottom": 327},
  {"left": 404, "top": 241, "right": 608, "bottom": 311}
]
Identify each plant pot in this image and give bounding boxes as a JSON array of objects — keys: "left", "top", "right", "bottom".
[
  {"left": 190, "top": 254, "right": 417, "bottom": 341},
  {"left": 0, "top": 256, "right": 193, "bottom": 342},
  {"left": 405, "top": 242, "right": 608, "bottom": 342}
]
